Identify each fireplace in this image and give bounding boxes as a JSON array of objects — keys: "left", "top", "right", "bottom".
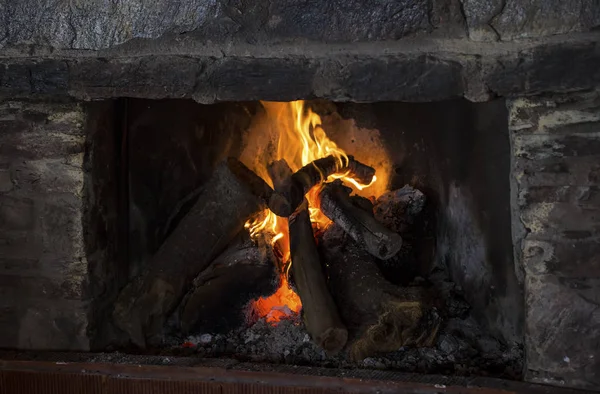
[
  {"left": 1, "top": 1, "right": 599, "bottom": 392},
  {"left": 97, "top": 98, "right": 519, "bottom": 373}
]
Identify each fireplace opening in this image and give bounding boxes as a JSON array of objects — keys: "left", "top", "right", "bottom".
[{"left": 85, "top": 98, "right": 522, "bottom": 377}]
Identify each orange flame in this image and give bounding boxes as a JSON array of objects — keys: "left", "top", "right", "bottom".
[
  {"left": 246, "top": 101, "right": 377, "bottom": 324},
  {"left": 251, "top": 275, "right": 302, "bottom": 323}
]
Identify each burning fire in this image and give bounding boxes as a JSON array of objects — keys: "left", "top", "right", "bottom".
[{"left": 245, "top": 101, "right": 378, "bottom": 323}]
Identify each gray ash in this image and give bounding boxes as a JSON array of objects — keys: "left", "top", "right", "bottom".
[{"left": 168, "top": 290, "right": 522, "bottom": 378}]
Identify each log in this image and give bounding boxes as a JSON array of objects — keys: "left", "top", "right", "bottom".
[
  {"left": 319, "top": 180, "right": 403, "bottom": 260},
  {"left": 374, "top": 185, "right": 431, "bottom": 284},
  {"left": 267, "top": 159, "right": 294, "bottom": 193},
  {"left": 269, "top": 155, "right": 375, "bottom": 217},
  {"left": 113, "top": 158, "right": 272, "bottom": 348},
  {"left": 374, "top": 185, "right": 426, "bottom": 234},
  {"left": 320, "top": 224, "right": 441, "bottom": 361},
  {"left": 176, "top": 232, "right": 279, "bottom": 335},
  {"left": 289, "top": 200, "right": 348, "bottom": 354}
]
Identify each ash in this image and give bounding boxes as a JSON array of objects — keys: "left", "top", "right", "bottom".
[
  {"left": 174, "top": 288, "right": 523, "bottom": 378},
  {"left": 182, "top": 316, "right": 332, "bottom": 365}
]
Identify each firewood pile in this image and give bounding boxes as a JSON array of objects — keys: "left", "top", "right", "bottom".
[{"left": 113, "top": 156, "right": 442, "bottom": 360}]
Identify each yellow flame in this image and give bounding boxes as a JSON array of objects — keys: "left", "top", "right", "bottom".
[
  {"left": 266, "top": 100, "right": 374, "bottom": 230},
  {"left": 244, "top": 100, "right": 377, "bottom": 323}
]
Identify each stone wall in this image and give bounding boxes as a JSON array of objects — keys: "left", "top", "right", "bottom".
[
  {"left": 508, "top": 91, "right": 600, "bottom": 390},
  {"left": 0, "top": 0, "right": 461, "bottom": 50},
  {"left": 0, "top": 101, "right": 89, "bottom": 349},
  {"left": 0, "top": 2, "right": 599, "bottom": 104},
  {"left": 1, "top": 0, "right": 598, "bottom": 50},
  {"left": 0, "top": 100, "right": 119, "bottom": 350},
  {"left": 0, "top": 37, "right": 598, "bottom": 104}
]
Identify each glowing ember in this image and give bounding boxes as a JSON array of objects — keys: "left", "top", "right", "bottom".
[
  {"left": 244, "top": 100, "right": 380, "bottom": 324},
  {"left": 252, "top": 275, "right": 302, "bottom": 323}
]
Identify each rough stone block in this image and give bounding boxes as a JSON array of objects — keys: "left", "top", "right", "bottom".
[
  {"left": 0, "top": 272, "right": 85, "bottom": 301},
  {"left": 525, "top": 276, "right": 600, "bottom": 389},
  {"left": 462, "top": 0, "right": 600, "bottom": 41},
  {"left": 0, "top": 63, "right": 30, "bottom": 93},
  {"left": 70, "top": 57, "right": 202, "bottom": 99},
  {"left": 30, "top": 60, "right": 69, "bottom": 95},
  {"left": 509, "top": 95, "right": 600, "bottom": 134},
  {"left": 9, "top": 157, "right": 84, "bottom": 195},
  {"left": 494, "top": 0, "right": 600, "bottom": 41},
  {"left": 520, "top": 201, "right": 600, "bottom": 239},
  {"left": 197, "top": 57, "right": 315, "bottom": 103},
  {"left": 0, "top": 102, "right": 85, "bottom": 159},
  {"left": 515, "top": 155, "right": 600, "bottom": 187},
  {"left": 1, "top": 60, "right": 71, "bottom": 96},
  {"left": 39, "top": 194, "right": 85, "bottom": 257},
  {"left": 330, "top": 55, "right": 464, "bottom": 102},
  {"left": 523, "top": 238, "right": 600, "bottom": 278},
  {"left": 266, "top": 0, "right": 432, "bottom": 41},
  {"left": 14, "top": 301, "right": 90, "bottom": 350},
  {"left": 460, "top": 0, "right": 505, "bottom": 41},
  {"left": 486, "top": 40, "right": 600, "bottom": 97},
  {"left": 0, "top": 293, "right": 91, "bottom": 351},
  {"left": 522, "top": 185, "right": 600, "bottom": 205}
]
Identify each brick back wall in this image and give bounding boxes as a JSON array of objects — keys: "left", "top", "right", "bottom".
[
  {"left": 0, "top": 101, "right": 91, "bottom": 350},
  {"left": 508, "top": 91, "right": 600, "bottom": 390}
]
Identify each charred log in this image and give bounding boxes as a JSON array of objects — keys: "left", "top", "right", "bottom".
[
  {"left": 113, "top": 158, "right": 272, "bottom": 348},
  {"left": 350, "top": 195, "right": 375, "bottom": 213},
  {"left": 321, "top": 224, "right": 441, "bottom": 361},
  {"left": 319, "top": 180, "right": 403, "bottom": 260},
  {"left": 269, "top": 155, "right": 375, "bottom": 217},
  {"left": 374, "top": 185, "right": 426, "bottom": 234},
  {"left": 267, "top": 158, "right": 294, "bottom": 193},
  {"left": 289, "top": 201, "right": 348, "bottom": 354},
  {"left": 374, "top": 185, "right": 432, "bottom": 284},
  {"left": 177, "top": 233, "right": 279, "bottom": 335}
]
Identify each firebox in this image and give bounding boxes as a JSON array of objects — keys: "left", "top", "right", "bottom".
[
  {"left": 71, "top": 98, "right": 522, "bottom": 375},
  {"left": 1, "top": 2, "right": 599, "bottom": 392}
]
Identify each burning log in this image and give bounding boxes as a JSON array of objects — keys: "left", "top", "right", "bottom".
[
  {"left": 177, "top": 233, "right": 279, "bottom": 335},
  {"left": 269, "top": 155, "right": 375, "bottom": 217},
  {"left": 113, "top": 158, "right": 273, "bottom": 348},
  {"left": 319, "top": 180, "right": 403, "bottom": 260},
  {"left": 289, "top": 200, "right": 348, "bottom": 354},
  {"left": 267, "top": 158, "right": 347, "bottom": 353},
  {"left": 321, "top": 224, "right": 441, "bottom": 361}
]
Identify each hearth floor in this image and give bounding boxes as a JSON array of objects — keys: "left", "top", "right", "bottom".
[{"left": 161, "top": 313, "right": 522, "bottom": 379}]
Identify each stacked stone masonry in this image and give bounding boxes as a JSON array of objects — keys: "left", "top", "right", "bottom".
[
  {"left": 509, "top": 91, "right": 600, "bottom": 390},
  {"left": 0, "top": 101, "right": 90, "bottom": 350},
  {"left": 0, "top": 0, "right": 598, "bottom": 50}
]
